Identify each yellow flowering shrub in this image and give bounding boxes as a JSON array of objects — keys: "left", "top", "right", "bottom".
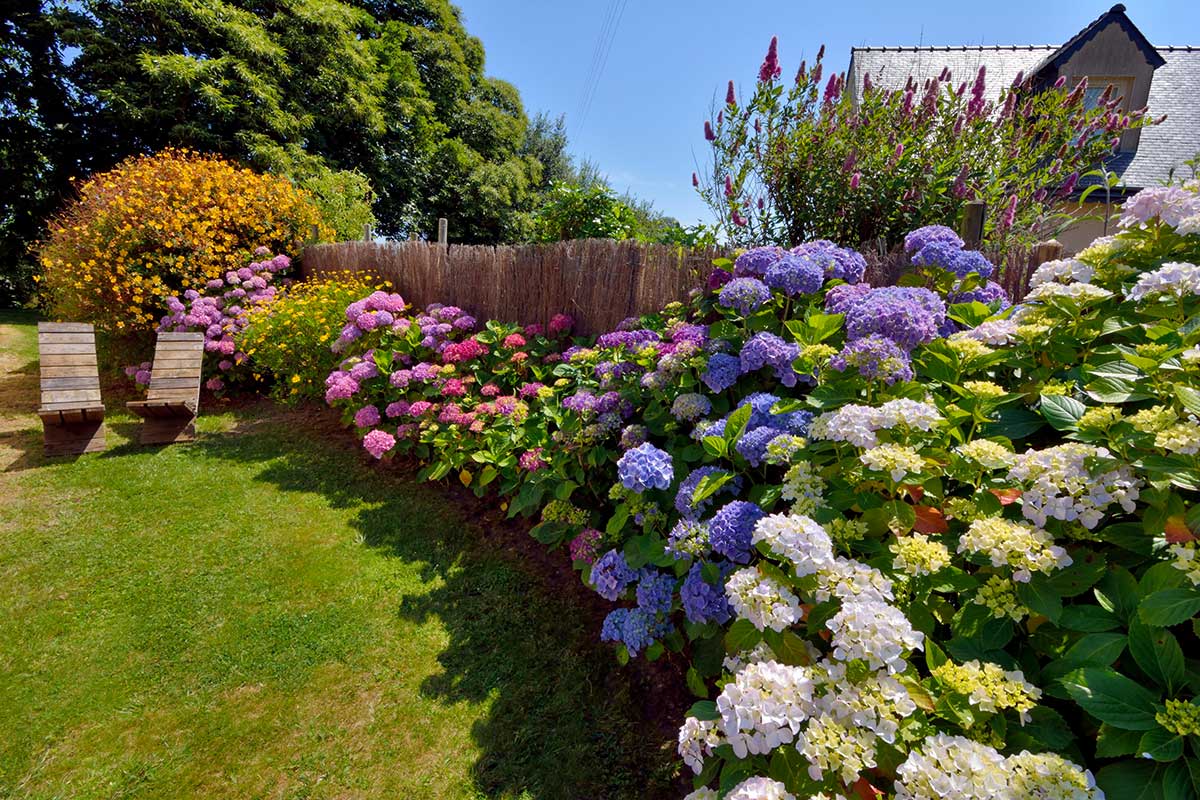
[
  {"left": 38, "top": 149, "right": 329, "bottom": 331},
  {"left": 238, "top": 272, "right": 387, "bottom": 402}
]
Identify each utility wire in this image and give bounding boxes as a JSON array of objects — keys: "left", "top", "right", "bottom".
[
  {"left": 576, "top": 0, "right": 628, "bottom": 129},
  {"left": 576, "top": 0, "right": 620, "bottom": 121}
]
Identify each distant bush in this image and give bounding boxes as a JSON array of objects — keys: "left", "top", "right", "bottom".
[{"left": 38, "top": 149, "right": 328, "bottom": 331}]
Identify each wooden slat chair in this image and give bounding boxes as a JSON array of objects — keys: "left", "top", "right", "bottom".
[
  {"left": 38, "top": 322, "right": 107, "bottom": 457},
  {"left": 127, "top": 331, "right": 205, "bottom": 445}
]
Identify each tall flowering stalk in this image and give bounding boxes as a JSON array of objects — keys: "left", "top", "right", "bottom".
[{"left": 699, "top": 39, "right": 1152, "bottom": 250}]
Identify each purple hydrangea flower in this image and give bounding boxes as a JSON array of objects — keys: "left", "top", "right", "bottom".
[
  {"left": 739, "top": 333, "right": 802, "bottom": 387},
  {"left": 597, "top": 329, "right": 661, "bottom": 350},
  {"left": 708, "top": 500, "right": 766, "bottom": 563},
  {"left": 764, "top": 253, "right": 825, "bottom": 296},
  {"left": 736, "top": 425, "right": 786, "bottom": 466},
  {"left": 950, "top": 280, "right": 1010, "bottom": 308},
  {"left": 838, "top": 286, "right": 947, "bottom": 350},
  {"left": 912, "top": 241, "right": 995, "bottom": 279},
  {"left": 734, "top": 246, "right": 785, "bottom": 277},
  {"left": 703, "top": 353, "right": 742, "bottom": 393},
  {"left": 617, "top": 443, "right": 674, "bottom": 493},
  {"left": 592, "top": 549, "right": 636, "bottom": 601},
  {"left": 904, "top": 224, "right": 963, "bottom": 255},
  {"left": 829, "top": 334, "right": 915, "bottom": 384},
  {"left": 680, "top": 562, "right": 733, "bottom": 624},
  {"left": 791, "top": 240, "right": 867, "bottom": 284},
  {"left": 636, "top": 569, "right": 676, "bottom": 614},
  {"left": 824, "top": 283, "right": 873, "bottom": 314},
  {"left": 619, "top": 424, "right": 648, "bottom": 450},
  {"left": 671, "top": 392, "right": 713, "bottom": 422},
  {"left": 362, "top": 429, "right": 396, "bottom": 459},
  {"left": 718, "top": 277, "right": 772, "bottom": 315},
  {"left": 354, "top": 405, "right": 381, "bottom": 428}
]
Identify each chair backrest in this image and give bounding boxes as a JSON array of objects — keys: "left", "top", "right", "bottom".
[
  {"left": 146, "top": 332, "right": 205, "bottom": 405},
  {"left": 38, "top": 322, "right": 101, "bottom": 411}
]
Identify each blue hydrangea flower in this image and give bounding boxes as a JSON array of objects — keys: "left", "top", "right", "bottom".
[
  {"left": 764, "top": 253, "right": 825, "bottom": 296},
  {"left": 708, "top": 500, "right": 766, "bottom": 563},
  {"left": 904, "top": 224, "right": 963, "bottom": 255},
  {"left": 591, "top": 549, "right": 636, "bottom": 600},
  {"left": 671, "top": 392, "right": 713, "bottom": 422},
  {"left": 680, "top": 561, "right": 733, "bottom": 624},
  {"left": 703, "top": 352, "right": 741, "bottom": 393},
  {"left": 829, "top": 334, "right": 915, "bottom": 384},
  {"left": 733, "top": 246, "right": 785, "bottom": 277},
  {"left": 674, "top": 465, "right": 743, "bottom": 519},
  {"left": 636, "top": 569, "right": 676, "bottom": 614},
  {"left": 718, "top": 277, "right": 772, "bottom": 315},
  {"left": 950, "top": 280, "right": 1010, "bottom": 309},
  {"left": 617, "top": 442, "right": 674, "bottom": 493},
  {"left": 596, "top": 328, "right": 662, "bottom": 350},
  {"left": 792, "top": 240, "right": 866, "bottom": 284},
  {"left": 912, "top": 241, "right": 995, "bottom": 279},
  {"left": 739, "top": 332, "right": 803, "bottom": 387},
  {"left": 839, "top": 286, "right": 947, "bottom": 350},
  {"left": 600, "top": 607, "right": 672, "bottom": 656},
  {"left": 666, "top": 518, "right": 711, "bottom": 560},
  {"left": 736, "top": 425, "right": 787, "bottom": 467}
]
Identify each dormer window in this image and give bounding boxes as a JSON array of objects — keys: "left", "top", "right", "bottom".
[{"left": 1074, "top": 75, "right": 1135, "bottom": 111}]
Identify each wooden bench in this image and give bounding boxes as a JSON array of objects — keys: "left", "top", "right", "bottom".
[
  {"left": 127, "top": 331, "right": 205, "bottom": 445},
  {"left": 38, "top": 322, "right": 107, "bottom": 457}
]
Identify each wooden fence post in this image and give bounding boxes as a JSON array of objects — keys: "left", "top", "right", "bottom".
[
  {"left": 437, "top": 218, "right": 448, "bottom": 249},
  {"left": 1033, "top": 239, "right": 1064, "bottom": 267},
  {"left": 363, "top": 224, "right": 372, "bottom": 242},
  {"left": 960, "top": 201, "right": 986, "bottom": 249},
  {"left": 308, "top": 223, "right": 319, "bottom": 243}
]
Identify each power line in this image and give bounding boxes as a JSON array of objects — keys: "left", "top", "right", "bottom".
[
  {"left": 576, "top": 0, "right": 620, "bottom": 121},
  {"left": 576, "top": 0, "right": 628, "bottom": 129}
]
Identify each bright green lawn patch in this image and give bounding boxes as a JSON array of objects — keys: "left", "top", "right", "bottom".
[{"left": 0, "top": 313, "right": 672, "bottom": 799}]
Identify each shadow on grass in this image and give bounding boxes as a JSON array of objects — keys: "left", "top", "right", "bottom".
[{"left": 189, "top": 404, "right": 677, "bottom": 800}]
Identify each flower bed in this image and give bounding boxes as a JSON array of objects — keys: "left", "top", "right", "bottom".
[{"left": 136, "top": 182, "right": 1200, "bottom": 798}]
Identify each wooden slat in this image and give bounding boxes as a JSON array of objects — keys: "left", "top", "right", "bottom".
[
  {"left": 157, "top": 332, "right": 204, "bottom": 341},
  {"left": 145, "top": 391, "right": 199, "bottom": 403},
  {"left": 40, "top": 365, "right": 102, "bottom": 378},
  {"left": 39, "top": 343, "right": 97, "bottom": 355},
  {"left": 39, "top": 353, "right": 99, "bottom": 367},
  {"left": 154, "top": 341, "right": 205, "bottom": 352},
  {"left": 42, "top": 389, "right": 102, "bottom": 404},
  {"left": 39, "top": 401, "right": 104, "bottom": 413},
  {"left": 43, "top": 419, "right": 106, "bottom": 456},
  {"left": 149, "top": 377, "right": 200, "bottom": 388},
  {"left": 146, "top": 355, "right": 202, "bottom": 365},
  {"left": 141, "top": 417, "right": 195, "bottom": 445},
  {"left": 40, "top": 376, "right": 100, "bottom": 390},
  {"left": 150, "top": 367, "right": 204, "bottom": 378},
  {"left": 38, "top": 332, "right": 96, "bottom": 344},
  {"left": 38, "top": 322, "right": 93, "bottom": 333}
]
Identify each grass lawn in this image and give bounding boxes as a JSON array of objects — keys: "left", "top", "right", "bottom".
[{"left": 0, "top": 310, "right": 674, "bottom": 799}]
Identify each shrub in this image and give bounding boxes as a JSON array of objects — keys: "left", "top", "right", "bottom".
[
  {"left": 699, "top": 38, "right": 1153, "bottom": 250},
  {"left": 238, "top": 271, "right": 386, "bottom": 401},
  {"left": 38, "top": 149, "right": 328, "bottom": 331}
]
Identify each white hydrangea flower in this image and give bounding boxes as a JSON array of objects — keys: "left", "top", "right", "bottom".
[
  {"left": 781, "top": 461, "right": 826, "bottom": 514},
  {"left": 895, "top": 734, "right": 1010, "bottom": 800},
  {"left": 814, "top": 661, "right": 918, "bottom": 744},
  {"left": 725, "top": 776, "right": 796, "bottom": 800},
  {"left": 683, "top": 789, "right": 719, "bottom": 800},
  {"left": 723, "top": 640, "right": 780, "bottom": 674},
  {"left": 958, "top": 518, "right": 1071, "bottom": 582},
  {"left": 1028, "top": 258, "right": 1094, "bottom": 289},
  {"left": 1006, "top": 751, "right": 1102, "bottom": 800},
  {"left": 1178, "top": 215, "right": 1200, "bottom": 236},
  {"left": 952, "top": 318, "right": 1019, "bottom": 346},
  {"left": 1025, "top": 282, "right": 1113, "bottom": 303},
  {"left": 1128, "top": 261, "right": 1200, "bottom": 301},
  {"left": 1181, "top": 345, "right": 1200, "bottom": 363},
  {"left": 726, "top": 567, "right": 802, "bottom": 632},
  {"left": 752, "top": 513, "right": 835, "bottom": 577},
  {"left": 827, "top": 598, "right": 923, "bottom": 673},
  {"left": 1169, "top": 542, "right": 1200, "bottom": 586},
  {"left": 956, "top": 439, "right": 1017, "bottom": 470},
  {"left": 861, "top": 442, "right": 926, "bottom": 482},
  {"left": 716, "top": 660, "right": 817, "bottom": 758},
  {"left": 815, "top": 556, "right": 894, "bottom": 604},
  {"left": 678, "top": 716, "right": 722, "bottom": 774},
  {"left": 931, "top": 659, "right": 1043, "bottom": 723},
  {"left": 891, "top": 533, "right": 953, "bottom": 577},
  {"left": 809, "top": 399, "right": 942, "bottom": 449},
  {"left": 875, "top": 398, "right": 944, "bottom": 432},
  {"left": 1155, "top": 419, "right": 1200, "bottom": 455},
  {"left": 1008, "top": 443, "right": 1140, "bottom": 529},
  {"left": 795, "top": 713, "right": 877, "bottom": 785}
]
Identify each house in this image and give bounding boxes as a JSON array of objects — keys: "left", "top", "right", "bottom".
[{"left": 846, "top": 4, "right": 1200, "bottom": 252}]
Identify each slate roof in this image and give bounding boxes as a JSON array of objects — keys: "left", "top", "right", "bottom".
[{"left": 845, "top": 39, "right": 1200, "bottom": 191}]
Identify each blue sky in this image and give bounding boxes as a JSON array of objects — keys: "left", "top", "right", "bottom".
[{"left": 453, "top": 0, "right": 1198, "bottom": 226}]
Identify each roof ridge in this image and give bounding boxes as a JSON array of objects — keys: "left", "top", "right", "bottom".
[
  {"left": 1158, "top": 45, "right": 1200, "bottom": 51},
  {"left": 851, "top": 44, "right": 1058, "bottom": 52}
]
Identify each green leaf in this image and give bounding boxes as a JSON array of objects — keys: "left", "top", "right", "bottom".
[
  {"left": 691, "top": 470, "right": 734, "bottom": 506},
  {"left": 1097, "top": 760, "right": 1167, "bottom": 800},
  {"left": 1176, "top": 385, "right": 1200, "bottom": 417},
  {"left": 723, "top": 404, "right": 752, "bottom": 448},
  {"left": 686, "top": 700, "right": 719, "bottom": 721},
  {"left": 1047, "top": 551, "right": 1107, "bottom": 596},
  {"left": 1096, "top": 723, "right": 1144, "bottom": 757},
  {"left": 1139, "top": 589, "right": 1200, "bottom": 627},
  {"left": 935, "top": 692, "right": 976, "bottom": 729},
  {"left": 980, "top": 406, "right": 1044, "bottom": 440},
  {"left": 768, "top": 746, "right": 820, "bottom": 794},
  {"left": 1016, "top": 576, "right": 1063, "bottom": 623},
  {"left": 1040, "top": 393, "right": 1087, "bottom": 431},
  {"left": 1140, "top": 728, "right": 1186, "bottom": 762},
  {"left": 1096, "top": 566, "right": 1141, "bottom": 622},
  {"left": 925, "top": 639, "right": 950, "bottom": 672},
  {"left": 724, "top": 618, "right": 762, "bottom": 653},
  {"left": 1059, "top": 604, "right": 1122, "bottom": 632},
  {"left": 1063, "top": 667, "right": 1162, "bottom": 730},
  {"left": 605, "top": 504, "right": 630, "bottom": 536},
  {"left": 1140, "top": 562, "right": 1189, "bottom": 597},
  {"left": 686, "top": 666, "right": 708, "bottom": 699},
  {"left": 1064, "top": 632, "right": 1127, "bottom": 666},
  {"left": 804, "top": 312, "right": 845, "bottom": 343},
  {"left": 527, "top": 520, "right": 570, "bottom": 546},
  {"left": 1085, "top": 376, "right": 1151, "bottom": 403},
  {"left": 1129, "top": 620, "right": 1186, "bottom": 692}
]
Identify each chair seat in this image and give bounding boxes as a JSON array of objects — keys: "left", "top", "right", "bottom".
[
  {"left": 127, "top": 399, "right": 197, "bottom": 419},
  {"left": 38, "top": 405, "right": 106, "bottom": 426}
]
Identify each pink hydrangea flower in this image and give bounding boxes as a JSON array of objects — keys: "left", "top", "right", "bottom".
[
  {"left": 204, "top": 377, "right": 224, "bottom": 392},
  {"left": 549, "top": 314, "right": 574, "bottom": 335},
  {"left": 408, "top": 401, "right": 434, "bottom": 417},
  {"left": 569, "top": 529, "right": 602, "bottom": 563},
  {"left": 519, "top": 447, "right": 547, "bottom": 472},
  {"left": 441, "top": 378, "right": 467, "bottom": 397},
  {"left": 385, "top": 401, "right": 411, "bottom": 418},
  {"left": 354, "top": 405, "right": 381, "bottom": 428},
  {"left": 503, "top": 333, "right": 526, "bottom": 348},
  {"left": 363, "top": 429, "right": 396, "bottom": 459},
  {"left": 480, "top": 383, "right": 501, "bottom": 397}
]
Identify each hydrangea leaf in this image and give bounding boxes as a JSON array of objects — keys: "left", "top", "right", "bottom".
[
  {"left": 1039, "top": 394, "right": 1087, "bottom": 431},
  {"left": 723, "top": 618, "right": 762, "bottom": 654},
  {"left": 1128, "top": 620, "right": 1185, "bottom": 693},
  {"left": 1138, "top": 589, "right": 1200, "bottom": 628},
  {"left": 1063, "top": 667, "right": 1161, "bottom": 730},
  {"left": 1096, "top": 724, "right": 1146, "bottom": 758},
  {"left": 1139, "top": 728, "right": 1186, "bottom": 762},
  {"left": 1096, "top": 759, "right": 1167, "bottom": 800}
]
